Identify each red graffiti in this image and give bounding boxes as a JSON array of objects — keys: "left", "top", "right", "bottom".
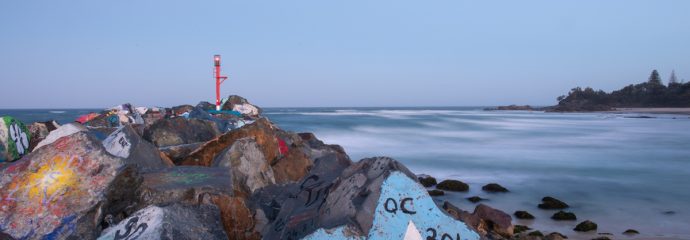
[{"left": 277, "top": 138, "right": 289, "bottom": 156}]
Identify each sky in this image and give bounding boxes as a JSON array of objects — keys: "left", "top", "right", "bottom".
[{"left": 1, "top": 0, "right": 689, "bottom": 108}]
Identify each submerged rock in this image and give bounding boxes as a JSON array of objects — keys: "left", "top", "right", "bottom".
[
  {"left": 482, "top": 183, "right": 509, "bottom": 192},
  {"left": 0, "top": 116, "right": 31, "bottom": 162},
  {"left": 417, "top": 174, "right": 437, "bottom": 187},
  {"left": 573, "top": 220, "right": 597, "bottom": 232},
  {"left": 98, "top": 204, "right": 228, "bottom": 240},
  {"left": 467, "top": 196, "right": 486, "bottom": 203},
  {"left": 551, "top": 211, "right": 576, "bottom": 221},
  {"left": 545, "top": 232, "right": 568, "bottom": 240},
  {"left": 436, "top": 179, "right": 469, "bottom": 192},
  {"left": 428, "top": 189, "right": 445, "bottom": 196},
  {"left": 513, "top": 225, "right": 531, "bottom": 234},
  {"left": 538, "top": 196, "right": 569, "bottom": 209},
  {"left": 514, "top": 210, "right": 535, "bottom": 219},
  {"left": 623, "top": 229, "right": 639, "bottom": 235},
  {"left": 0, "top": 132, "right": 141, "bottom": 239}
]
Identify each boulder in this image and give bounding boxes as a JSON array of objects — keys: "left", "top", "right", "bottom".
[
  {"left": 33, "top": 123, "right": 87, "bottom": 150},
  {"left": 197, "top": 101, "right": 216, "bottom": 111},
  {"left": 143, "top": 118, "right": 220, "bottom": 147},
  {"left": 538, "top": 196, "right": 569, "bottom": 209},
  {"left": 0, "top": 116, "right": 31, "bottom": 162},
  {"left": 221, "top": 95, "right": 263, "bottom": 117},
  {"left": 482, "top": 183, "right": 509, "bottom": 192},
  {"left": 514, "top": 225, "right": 531, "bottom": 234},
  {"left": 0, "top": 132, "right": 141, "bottom": 239},
  {"left": 442, "top": 202, "right": 512, "bottom": 239},
  {"left": 428, "top": 189, "right": 444, "bottom": 196},
  {"left": 297, "top": 157, "right": 480, "bottom": 240},
  {"left": 545, "top": 232, "right": 567, "bottom": 240},
  {"left": 97, "top": 204, "right": 228, "bottom": 240},
  {"left": 170, "top": 104, "right": 195, "bottom": 117},
  {"left": 83, "top": 103, "right": 144, "bottom": 128},
  {"left": 102, "top": 125, "right": 173, "bottom": 172},
  {"left": 417, "top": 174, "right": 437, "bottom": 187},
  {"left": 514, "top": 210, "right": 535, "bottom": 219},
  {"left": 212, "top": 138, "right": 276, "bottom": 195},
  {"left": 623, "top": 229, "right": 639, "bottom": 235},
  {"left": 27, "top": 120, "right": 60, "bottom": 152},
  {"left": 551, "top": 211, "right": 576, "bottom": 221},
  {"left": 573, "top": 220, "right": 597, "bottom": 232},
  {"left": 436, "top": 179, "right": 469, "bottom": 192},
  {"left": 467, "top": 196, "right": 486, "bottom": 203}
]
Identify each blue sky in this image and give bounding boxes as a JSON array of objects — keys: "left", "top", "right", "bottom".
[{"left": 1, "top": 0, "right": 689, "bottom": 108}]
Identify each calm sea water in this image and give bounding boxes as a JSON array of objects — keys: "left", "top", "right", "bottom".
[{"left": 2, "top": 107, "right": 689, "bottom": 239}]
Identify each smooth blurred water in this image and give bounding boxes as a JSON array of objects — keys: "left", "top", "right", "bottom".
[{"left": 3, "top": 107, "right": 689, "bottom": 239}]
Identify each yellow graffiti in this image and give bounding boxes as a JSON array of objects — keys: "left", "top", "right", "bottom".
[{"left": 23, "top": 155, "right": 79, "bottom": 203}]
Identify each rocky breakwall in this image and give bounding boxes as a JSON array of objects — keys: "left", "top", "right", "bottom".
[{"left": 0, "top": 95, "right": 488, "bottom": 240}]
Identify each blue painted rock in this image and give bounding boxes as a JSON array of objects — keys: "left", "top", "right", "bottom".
[
  {"left": 0, "top": 132, "right": 142, "bottom": 239},
  {"left": 265, "top": 157, "right": 480, "bottom": 240},
  {"left": 97, "top": 204, "right": 228, "bottom": 240},
  {"left": 0, "top": 116, "right": 31, "bottom": 162}
]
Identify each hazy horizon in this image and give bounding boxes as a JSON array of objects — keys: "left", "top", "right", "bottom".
[{"left": 2, "top": 0, "right": 689, "bottom": 108}]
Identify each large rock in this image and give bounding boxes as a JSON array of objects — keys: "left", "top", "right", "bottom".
[
  {"left": 27, "top": 120, "right": 60, "bottom": 152},
  {"left": 97, "top": 204, "right": 228, "bottom": 240},
  {"left": 181, "top": 118, "right": 313, "bottom": 185},
  {"left": 159, "top": 142, "right": 203, "bottom": 164},
  {"left": 0, "top": 117, "right": 31, "bottom": 162},
  {"left": 102, "top": 125, "right": 173, "bottom": 172},
  {"left": 221, "top": 95, "right": 263, "bottom": 117},
  {"left": 266, "top": 157, "right": 480, "bottom": 240},
  {"left": 212, "top": 138, "right": 275, "bottom": 195},
  {"left": 143, "top": 117, "right": 220, "bottom": 147},
  {"left": 538, "top": 196, "right": 569, "bottom": 209},
  {"left": 0, "top": 132, "right": 141, "bottom": 239},
  {"left": 437, "top": 179, "right": 469, "bottom": 192},
  {"left": 573, "top": 220, "right": 597, "bottom": 232},
  {"left": 83, "top": 103, "right": 144, "bottom": 128},
  {"left": 136, "top": 166, "right": 260, "bottom": 240}
]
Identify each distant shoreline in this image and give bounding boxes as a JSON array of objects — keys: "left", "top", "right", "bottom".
[{"left": 605, "top": 107, "right": 690, "bottom": 115}]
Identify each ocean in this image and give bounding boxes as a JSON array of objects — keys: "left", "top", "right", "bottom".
[{"left": 2, "top": 107, "right": 689, "bottom": 239}]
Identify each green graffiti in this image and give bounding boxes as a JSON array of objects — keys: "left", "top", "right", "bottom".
[
  {"left": 168, "top": 172, "right": 210, "bottom": 185},
  {"left": 2, "top": 116, "right": 31, "bottom": 161}
]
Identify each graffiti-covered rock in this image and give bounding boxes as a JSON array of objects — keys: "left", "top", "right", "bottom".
[
  {"left": 0, "top": 132, "right": 141, "bottom": 240},
  {"left": 27, "top": 120, "right": 60, "bottom": 153},
  {"left": 159, "top": 142, "right": 203, "bottom": 164},
  {"left": 137, "top": 166, "right": 233, "bottom": 207},
  {"left": 221, "top": 95, "right": 262, "bottom": 117},
  {"left": 103, "top": 125, "right": 173, "bottom": 171},
  {"left": 97, "top": 204, "right": 228, "bottom": 240},
  {"left": 143, "top": 117, "right": 220, "bottom": 147},
  {"left": 83, "top": 103, "right": 144, "bottom": 128},
  {"left": 33, "top": 123, "right": 87, "bottom": 150},
  {"left": 265, "top": 157, "right": 480, "bottom": 240},
  {"left": 0, "top": 117, "right": 31, "bottom": 162}
]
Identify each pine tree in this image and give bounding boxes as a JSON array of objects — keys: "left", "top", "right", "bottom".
[
  {"left": 648, "top": 69, "right": 662, "bottom": 85},
  {"left": 669, "top": 70, "right": 678, "bottom": 84}
]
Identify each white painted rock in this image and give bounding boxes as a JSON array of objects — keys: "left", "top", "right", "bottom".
[
  {"left": 98, "top": 204, "right": 228, "bottom": 240},
  {"left": 103, "top": 125, "right": 172, "bottom": 172},
  {"left": 33, "top": 123, "right": 87, "bottom": 150},
  {"left": 0, "top": 116, "right": 31, "bottom": 162},
  {"left": 232, "top": 103, "right": 260, "bottom": 116}
]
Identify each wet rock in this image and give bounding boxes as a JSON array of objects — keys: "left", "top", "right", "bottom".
[
  {"left": 663, "top": 210, "right": 675, "bottom": 215},
  {"left": 0, "top": 132, "right": 141, "bottom": 239},
  {"left": 33, "top": 123, "right": 87, "bottom": 150},
  {"left": 623, "top": 229, "right": 639, "bottom": 235},
  {"left": 428, "top": 189, "right": 445, "bottom": 196},
  {"left": 159, "top": 142, "right": 203, "bottom": 164},
  {"left": 514, "top": 210, "right": 535, "bottom": 219},
  {"left": 443, "top": 202, "right": 513, "bottom": 239},
  {"left": 538, "top": 196, "right": 569, "bottom": 209},
  {"left": 212, "top": 138, "right": 276, "bottom": 195},
  {"left": 514, "top": 225, "right": 531, "bottom": 234},
  {"left": 551, "top": 211, "right": 576, "bottom": 221},
  {"left": 545, "top": 232, "right": 568, "bottom": 240},
  {"left": 436, "top": 179, "right": 469, "bottom": 192},
  {"left": 482, "top": 183, "right": 509, "bottom": 192},
  {"left": 528, "top": 231, "right": 544, "bottom": 237},
  {"left": 98, "top": 204, "right": 228, "bottom": 240},
  {"left": 573, "top": 220, "right": 597, "bottom": 232},
  {"left": 271, "top": 157, "right": 480, "bottom": 240},
  {"left": 591, "top": 237, "right": 610, "bottom": 240},
  {"left": 467, "top": 196, "right": 486, "bottom": 203},
  {"left": 417, "top": 174, "right": 437, "bottom": 187},
  {"left": 103, "top": 125, "right": 173, "bottom": 171},
  {"left": 143, "top": 117, "right": 220, "bottom": 147},
  {"left": 0, "top": 116, "right": 31, "bottom": 162},
  {"left": 27, "top": 120, "right": 59, "bottom": 152}
]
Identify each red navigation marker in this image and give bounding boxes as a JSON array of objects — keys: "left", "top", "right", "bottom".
[{"left": 214, "top": 55, "right": 228, "bottom": 111}]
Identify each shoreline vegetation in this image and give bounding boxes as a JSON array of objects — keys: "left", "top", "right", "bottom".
[{"left": 488, "top": 70, "right": 690, "bottom": 114}]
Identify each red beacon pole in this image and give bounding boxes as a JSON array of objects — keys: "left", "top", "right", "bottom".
[{"left": 214, "top": 55, "right": 228, "bottom": 111}]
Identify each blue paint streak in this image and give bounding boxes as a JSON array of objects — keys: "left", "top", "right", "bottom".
[{"left": 42, "top": 214, "right": 77, "bottom": 240}]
